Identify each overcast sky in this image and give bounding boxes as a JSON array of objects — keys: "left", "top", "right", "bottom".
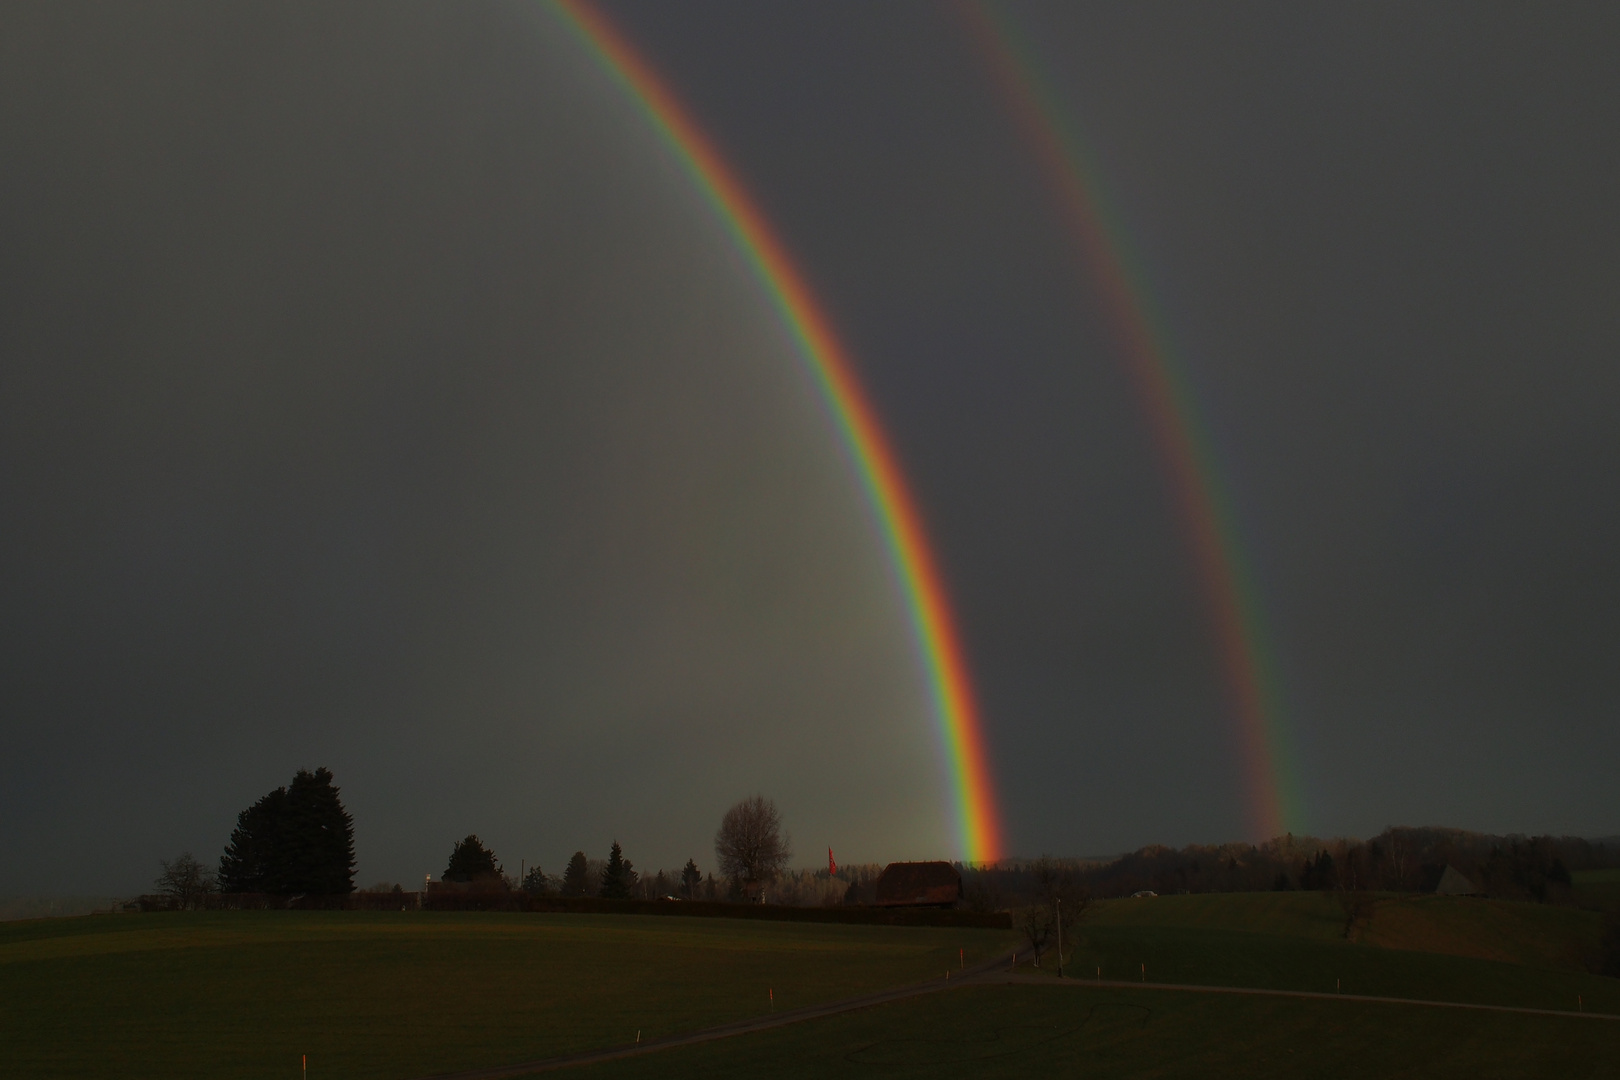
[{"left": 3, "top": 2, "right": 1617, "bottom": 895}]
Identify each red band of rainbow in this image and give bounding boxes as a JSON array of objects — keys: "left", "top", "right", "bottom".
[{"left": 551, "top": 1, "right": 1005, "bottom": 862}]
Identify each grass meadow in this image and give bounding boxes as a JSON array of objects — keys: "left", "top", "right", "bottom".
[
  {"left": 577, "top": 890, "right": 1619, "bottom": 1080},
  {"left": 2, "top": 887, "right": 1615, "bottom": 1079},
  {"left": 0, "top": 911, "right": 1011, "bottom": 1079},
  {"left": 574, "top": 979, "right": 1617, "bottom": 1079},
  {"left": 1573, "top": 867, "right": 1620, "bottom": 913}
]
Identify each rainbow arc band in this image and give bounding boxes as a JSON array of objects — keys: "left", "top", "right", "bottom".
[
  {"left": 966, "top": 2, "right": 1302, "bottom": 837},
  {"left": 550, "top": 1, "right": 1004, "bottom": 862}
]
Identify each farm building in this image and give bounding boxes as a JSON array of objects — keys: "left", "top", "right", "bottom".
[
  {"left": 1433, "top": 865, "right": 1482, "bottom": 896},
  {"left": 874, "top": 861, "right": 961, "bottom": 908}
]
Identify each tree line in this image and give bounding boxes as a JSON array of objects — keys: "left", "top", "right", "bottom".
[
  {"left": 956, "top": 826, "right": 1618, "bottom": 906},
  {"left": 431, "top": 794, "right": 795, "bottom": 903},
  {"left": 152, "top": 767, "right": 356, "bottom": 908},
  {"left": 150, "top": 771, "right": 1618, "bottom": 982},
  {"left": 151, "top": 774, "right": 804, "bottom": 909}
]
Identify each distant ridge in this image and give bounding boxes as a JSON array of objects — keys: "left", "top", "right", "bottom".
[{"left": 962, "top": 827, "right": 1618, "bottom": 902}]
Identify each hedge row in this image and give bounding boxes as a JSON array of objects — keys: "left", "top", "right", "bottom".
[
  {"left": 129, "top": 892, "right": 1011, "bottom": 928},
  {"left": 514, "top": 895, "right": 1012, "bottom": 928}
]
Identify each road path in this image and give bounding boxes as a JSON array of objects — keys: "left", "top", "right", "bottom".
[
  {"left": 412, "top": 958, "right": 1618, "bottom": 1078},
  {"left": 995, "top": 972, "right": 1620, "bottom": 1023}
]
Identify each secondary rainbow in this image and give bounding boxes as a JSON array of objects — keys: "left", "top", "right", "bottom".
[
  {"left": 966, "top": 3, "right": 1304, "bottom": 838},
  {"left": 550, "top": 0, "right": 1004, "bottom": 862}
]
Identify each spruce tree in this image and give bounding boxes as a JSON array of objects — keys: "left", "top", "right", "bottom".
[
  {"left": 219, "top": 787, "right": 288, "bottom": 893},
  {"left": 680, "top": 858, "right": 702, "bottom": 899},
  {"left": 284, "top": 768, "right": 356, "bottom": 894},
  {"left": 560, "top": 851, "right": 590, "bottom": 897},
  {"left": 218, "top": 767, "right": 354, "bottom": 894},
  {"left": 443, "top": 835, "right": 501, "bottom": 883},
  {"left": 520, "top": 865, "right": 550, "bottom": 895},
  {"left": 599, "top": 841, "right": 632, "bottom": 899}
]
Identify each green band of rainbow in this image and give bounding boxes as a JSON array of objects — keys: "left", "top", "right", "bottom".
[
  {"left": 551, "top": 1, "right": 1004, "bottom": 862},
  {"left": 967, "top": 2, "right": 1304, "bottom": 838}
]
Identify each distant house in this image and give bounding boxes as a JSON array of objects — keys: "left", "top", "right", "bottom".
[
  {"left": 1434, "top": 865, "right": 1481, "bottom": 896},
  {"left": 875, "top": 861, "right": 961, "bottom": 908}
]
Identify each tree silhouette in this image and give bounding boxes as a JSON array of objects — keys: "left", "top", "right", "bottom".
[
  {"left": 680, "top": 858, "right": 702, "bottom": 899},
  {"left": 714, "top": 795, "right": 791, "bottom": 898},
  {"left": 443, "top": 835, "right": 501, "bottom": 883},
  {"left": 599, "top": 841, "right": 634, "bottom": 899},
  {"left": 560, "top": 851, "right": 590, "bottom": 897},
  {"left": 155, "top": 853, "right": 215, "bottom": 910},
  {"left": 218, "top": 767, "right": 354, "bottom": 894}
]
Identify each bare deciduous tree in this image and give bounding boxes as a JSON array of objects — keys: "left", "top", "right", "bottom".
[
  {"left": 1024, "top": 856, "right": 1091, "bottom": 969},
  {"left": 714, "top": 795, "right": 791, "bottom": 899},
  {"left": 1016, "top": 902, "right": 1052, "bottom": 963},
  {"left": 155, "top": 852, "right": 215, "bottom": 910}
]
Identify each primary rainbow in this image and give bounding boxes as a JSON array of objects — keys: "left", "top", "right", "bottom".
[
  {"left": 550, "top": 1, "right": 1004, "bottom": 862},
  {"left": 966, "top": 3, "right": 1304, "bottom": 839}
]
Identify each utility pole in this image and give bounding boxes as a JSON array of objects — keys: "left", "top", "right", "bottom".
[{"left": 1056, "top": 898, "right": 1064, "bottom": 978}]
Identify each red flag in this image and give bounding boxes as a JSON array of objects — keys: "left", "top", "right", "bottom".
[{"left": 828, "top": 847, "right": 837, "bottom": 875}]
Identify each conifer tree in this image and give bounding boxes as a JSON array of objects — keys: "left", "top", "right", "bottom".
[
  {"left": 599, "top": 841, "right": 633, "bottom": 899},
  {"left": 218, "top": 787, "right": 288, "bottom": 893},
  {"left": 218, "top": 767, "right": 355, "bottom": 894},
  {"left": 560, "top": 851, "right": 590, "bottom": 897},
  {"left": 443, "top": 835, "right": 501, "bottom": 883},
  {"left": 680, "top": 858, "right": 702, "bottom": 899}
]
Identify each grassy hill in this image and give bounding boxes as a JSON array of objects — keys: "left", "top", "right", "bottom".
[
  {"left": 0, "top": 911, "right": 1012, "bottom": 1079},
  {"left": 575, "top": 978, "right": 1617, "bottom": 1079},
  {"left": 1052, "top": 893, "right": 1617, "bottom": 1013},
  {"left": 1361, "top": 894, "right": 1604, "bottom": 969},
  {"left": 1077, "top": 889, "right": 1611, "bottom": 974},
  {"left": 578, "top": 892, "right": 1619, "bottom": 1079},
  {"left": 1574, "top": 868, "right": 1620, "bottom": 912},
  {"left": 2, "top": 893, "right": 1613, "bottom": 1079}
]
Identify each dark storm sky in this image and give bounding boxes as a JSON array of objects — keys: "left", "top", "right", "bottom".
[{"left": 3, "top": 2, "right": 1617, "bottom": 894}]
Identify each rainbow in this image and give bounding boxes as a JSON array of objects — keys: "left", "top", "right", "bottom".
[
  {"left": 549, "top": 1, "right": 1004, "bottom": 862},
  {"left": 965, "top": 4, "right": 1304, "bottom": 839}
]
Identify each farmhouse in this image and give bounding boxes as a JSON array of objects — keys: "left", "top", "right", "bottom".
[
  {"left": 1433, "top": 865, "right": 1482, "bottom": 896},
  {"left": 874, "top": 861, "right": 961, "bottom": 908}
]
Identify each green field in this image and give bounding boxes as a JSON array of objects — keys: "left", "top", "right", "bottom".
[
  {"left": 577, "top": 893, "right": 1619, "bottom": 1080},
  {"left": 1573, "top": 868, "right": 1620, "bottom": 912},
  {"left": 0, "top": 911, "right": 1012, "bottom": 1079},
  {"left": 574, "top": 980, "right": 1618, "bottom": 1079},
  {"left": 1062, "top": 892, "right": 1617, "bottom": 1011},
  {"left": 2, "top": 894, "right": 1615, "bottom": 1079}
]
